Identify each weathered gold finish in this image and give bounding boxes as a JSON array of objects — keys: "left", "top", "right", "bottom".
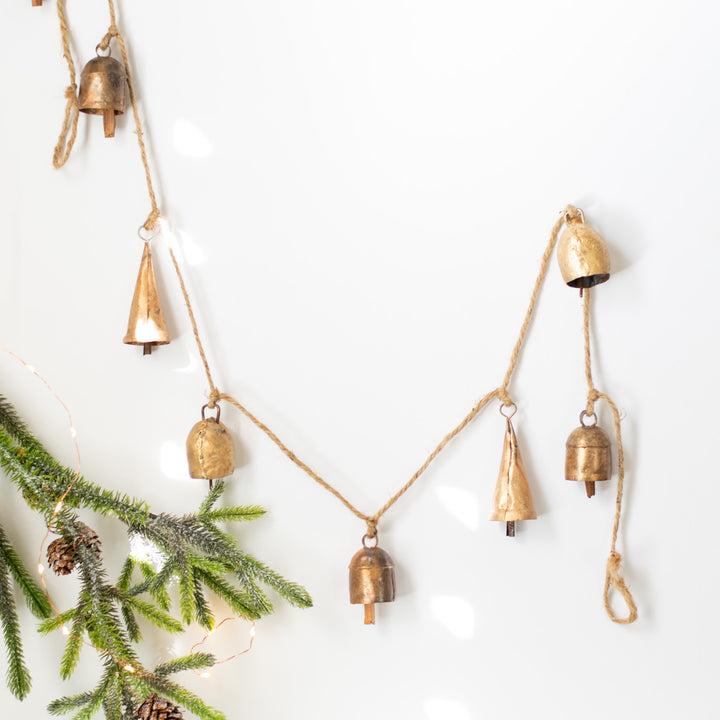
[
  {"left": 349, "top": 537, "right": 395, "bottom": 625},
  {"left": 565, "top": 412, "right": 611, "bottom": 498},
  {"left": 78, "top": 54, "right": 127, "bottom": 138},
  {"left": 490, "top": 416, "right": 537, "bottom": 536},
  {"left": 186, "top": 405, "right": 236, "bottom": 485},
  {"left": 123, "top": 243, "right": 170, "bottom": 355},
  {"left": 557, "top": 216, "right": 610, "bottom": 293},
  {"left": 32, "top": 0, "right": 43, "bottom": 6}
]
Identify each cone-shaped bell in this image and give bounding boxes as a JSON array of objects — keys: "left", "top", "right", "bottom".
[
  {"left": 349, "top": 540, "right": 395, "bottom": 625},
  {"left": 490, "top": 418, "right": 537, "bottom": 536},
  {"left": 186, "top": 405, "right": 236, "bottom": 482},
  {"left": 123, "top": 244, "right": 170, "bottom": 355},
  {"left": 78, "top": 55, "right": 127, "bottom": 138},
  {"left": 557, "top": 219, "right": 610, "bottom": 290}
]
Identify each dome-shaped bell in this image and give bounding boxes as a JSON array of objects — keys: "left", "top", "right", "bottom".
[
  {"left": 565, "top": 413, "right": 612, "bottom": 498},
  {"left": 186, "top": 405, "right": 236, "bottom": 485},
  {"left": 349, "top": 538, "right": 395, "bottom": 625},
  {"left": 557, "top": 216, "right": 610, "bottom": 291},
  {"left": 78, "top": 54, "right": 127, "bottom": 138}
]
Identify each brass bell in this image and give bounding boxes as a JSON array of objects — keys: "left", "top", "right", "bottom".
[
  {"left": 349, "top": 536, "right": 396, "bottom": 625},
  {"left": 489, "top": 412, "right": 537, "bottom": 537},
  {"left": 565, "top": 411, "right": 611, "bottom": 498},
  {"left": 123, "top": 243, "right": 170, "bottom": 355},
  {"left": 186, "top": 404, "right": 236, "bottom": 486},
  {"left": 557, "top": 213, "right": 610, "bottom": 294},
  {"left": 78, "top": 53, "right": 127, "bottom": 138}
]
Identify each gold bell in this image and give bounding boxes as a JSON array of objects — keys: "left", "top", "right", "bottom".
[
  {"left": 349, "top": 536, "right": 396, "bottom": 625},
  {"left": 557, "top": 212, "right": 610, "bottom": 294},
  {"left": 78, "top": 53, "right": 127, "bottom": 138},
  {"left": 123, "top": 243, "right": 170, "bottom": 355},
  {"left": 186, "top": 404, "right": 236, "bottom": 486},
  {"left": 489, "top": 411, "right": 537, "bottom": 537},
  {"left": 565, "top": 411, "right": 611, "bottom": 498}
]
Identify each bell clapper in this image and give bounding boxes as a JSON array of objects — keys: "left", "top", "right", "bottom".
[
  {"left": 585, "top": 481, "right": 595, "bottom": 498},
  {"left": 142, "top": 343, "right": 152, "bottom": 356},
  {"left": 103, "top": 109, "right": 116, "bottom": 138},
  {"left": 506, "top": 521, "right": 515, "bottom": 537},
  {"left": 364, "top": 603, "right": 375, "bottom": 625},
  {"left": 32, "top": 0, "right": 43, "bottom": 6}
]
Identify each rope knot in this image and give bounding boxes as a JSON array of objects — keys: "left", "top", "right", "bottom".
[
  {"left": 207, "top": 388, "right": 221, "bottom": 409},
  {"left": 143, "top": 209, "right": 161, "bottom": 232},
  {"left": 585, "top": 389, "right": 600, "bottom": 415},
  {"left": 497, "top": 387, "right": 513, "bottom": 407},
  {"left": 564, "top": 204, "right": 584, "bottom": 224},
  {"left": 365, "top": 518, "right": 378, "bottom": 539}
]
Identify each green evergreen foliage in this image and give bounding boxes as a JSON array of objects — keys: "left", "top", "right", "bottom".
[{"left": 0, "top": 396, "right": 312, "bottom": 719}]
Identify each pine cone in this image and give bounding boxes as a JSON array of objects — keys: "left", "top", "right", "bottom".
[
  {"left": 135, "top": 694, "right": 184, "bottom": 720},
  {"left": 46, "top": 537, "right": 76, "bottom": 575},
  {"left": 77, "top": 523, "right": 102, "bottom": 557},
  {"left": 46, "top": 524, "right": 102, "bottom": 576}
]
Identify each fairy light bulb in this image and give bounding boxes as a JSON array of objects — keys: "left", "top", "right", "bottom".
[{"left": 37, "top": 564, "right": 45, "bottom": 575}]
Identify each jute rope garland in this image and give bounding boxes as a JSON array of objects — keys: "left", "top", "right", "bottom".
[{"left": 51, "top": 0, "right": 636, "bottom": 623}]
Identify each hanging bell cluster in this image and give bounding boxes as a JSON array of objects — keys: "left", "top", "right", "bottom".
[
  {"left": 557, "top": 210, "right": 610, "bottom": 295},
  {"left": 565, "top": 411, "right": 612, "bottom": 498},
  {"left": 186, "top": 404, "right": 236, "bottom": 488},
  {"left": 349, "top": 535, "right": 396, "bottom": 625},
  {"left": 123, "top": 243, "right": 170, "bottom": 355},
  {"left": 489, "top": 408, "right": 537, "bottom": 537},
  {"left": 78, "top": 51, "right": 127, "bottom": 138}
]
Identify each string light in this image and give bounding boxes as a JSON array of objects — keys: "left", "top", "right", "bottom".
[{"left": 190, "top": 616, "right": 257, "bottom": 676}]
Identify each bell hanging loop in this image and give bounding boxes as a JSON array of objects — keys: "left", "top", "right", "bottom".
[
  {"left": 557, "top": 211, "right": 610, "bottom": 294},
  {"left": 348, "top": 534, "right": 396, "bottom": 625},
  {"left": 186, "top": 404, "right": 236, "bottom": 487},
  {"left": 123, "top": 243, "right": 170, "bottom": 355},
  {"left": 77, "top": 49, "right": 127, "bottom": 138},
  {"left": 489, "top": 411, "right": 537, "bottom": 537},
  {"left": 565, "top": 411, "right": 612, "bottom": 498}
]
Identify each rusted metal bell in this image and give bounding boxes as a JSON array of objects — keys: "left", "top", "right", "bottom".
[
  {"left": 78, "top": 54, "right": 127, "bottom": 138},
  {"left": 565, "top": 412, "right": 611, "bottom": 498},
  {"left": 186, "top": 405, "right": 236, "bottom": 484},
  {"left": 123, "top": 243, "right": 170, "bottom": 355},
  {"left": 349, "top": 537, "right": 395, "bottom": 625},
  {"left": 490, "top": 413, "right": 537, "bottom": 537},
  {"left": 557, "top": 216, "right": 610, "bottom": 293}
]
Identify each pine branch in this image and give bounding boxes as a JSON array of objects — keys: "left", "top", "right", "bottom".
[
  {"left": 0, "top": 394, "right": 312, "bottom": 720},
  {"left": 0, "top": 550, "right": 32, "bottom": 699},
  {"left": 0, "top": 523, "right": 51, "bottom": 619},
  {"left": 153, "top": 653, "right": 215, "bottom": 678}
]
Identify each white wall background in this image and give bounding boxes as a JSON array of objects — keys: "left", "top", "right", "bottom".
[{"left": 1, "top": 1, "right": 719, "bottom": 718}]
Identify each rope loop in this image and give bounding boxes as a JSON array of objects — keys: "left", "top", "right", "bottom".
[
  {"left": 52, "top": 86, "right": 80, "bottom": 170},
  {"left": 365, "top": 517, "right": 378, "bottom": 539},
  {"left": 603, "top": 551, "right": 638, "bottom": 624}
]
